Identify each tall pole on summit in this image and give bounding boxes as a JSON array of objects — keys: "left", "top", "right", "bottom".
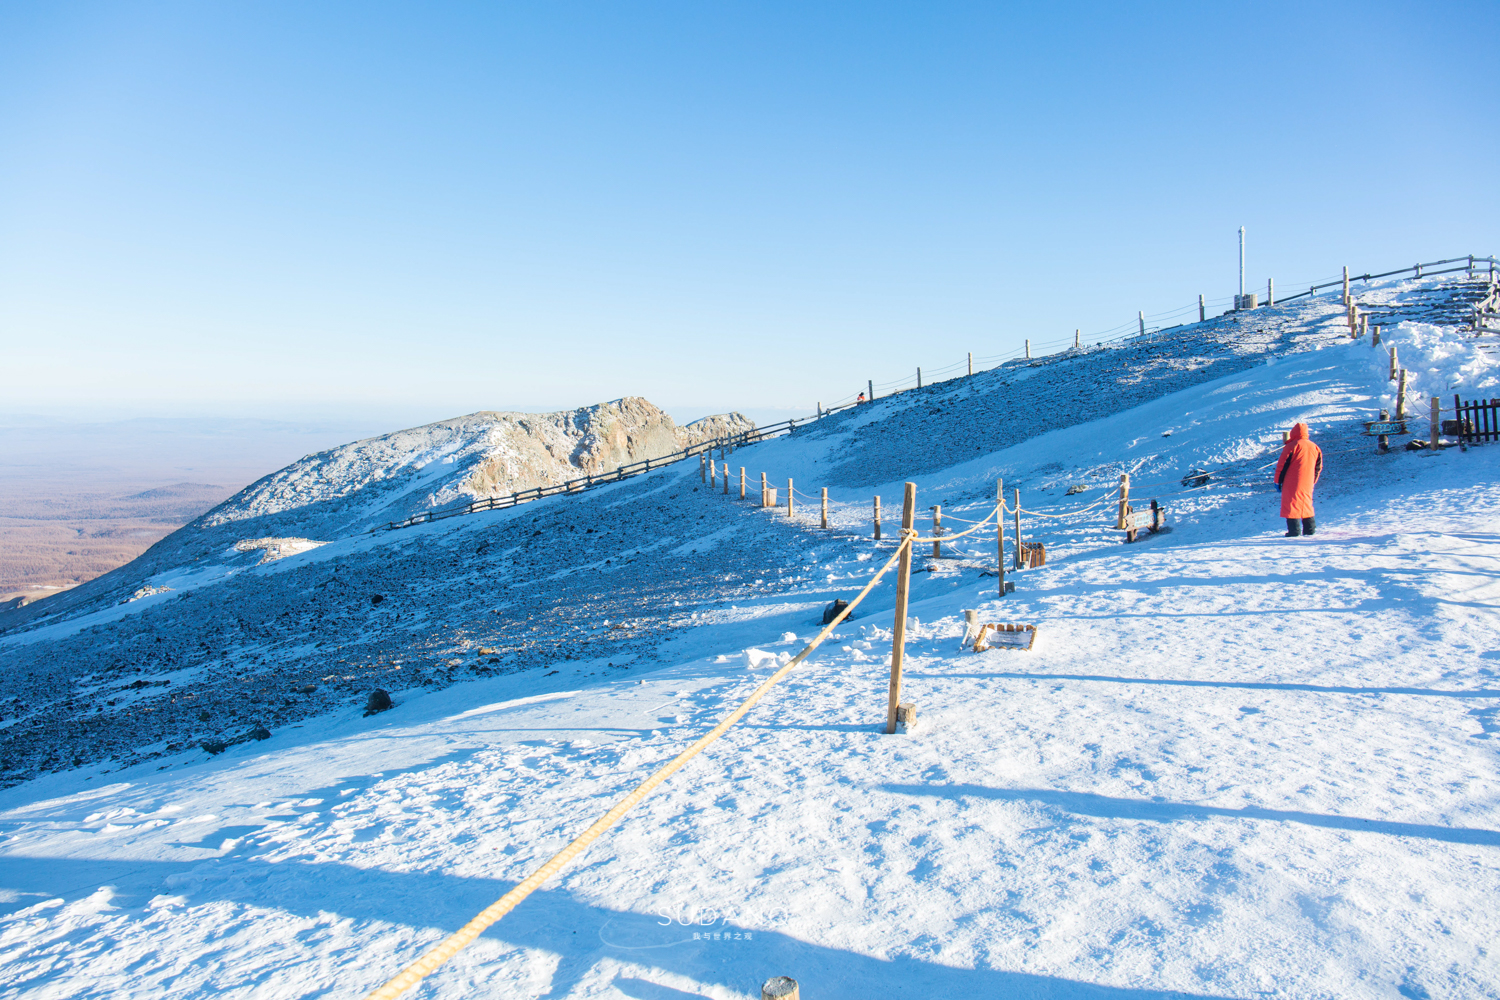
[{"left": 1238, "top": 226, "right": 1245, "bottom": 306}]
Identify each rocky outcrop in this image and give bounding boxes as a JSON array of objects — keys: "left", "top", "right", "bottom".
[{"left": 678, "top": 412, "right": 757, "bottom": 448}]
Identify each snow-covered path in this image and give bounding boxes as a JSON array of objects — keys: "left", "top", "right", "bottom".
[{"left": 4, "top": 450, "right": 1498, "bottom": 999}]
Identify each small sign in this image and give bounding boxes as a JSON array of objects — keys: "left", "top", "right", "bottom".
[{"left": 1364, "top": 420, "right": 1407, "bottom": 435}]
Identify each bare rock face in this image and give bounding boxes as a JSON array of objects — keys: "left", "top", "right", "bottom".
[
  {"left": 678, "top": 412, "right": 756, "bottom": 448},
  {"left": 465, "top": 397, "right": 687, "bottom": 497}
]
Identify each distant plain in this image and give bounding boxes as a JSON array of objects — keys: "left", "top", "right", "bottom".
[{"left": 0, "top": 415, "right": 404, "bottom": 606}]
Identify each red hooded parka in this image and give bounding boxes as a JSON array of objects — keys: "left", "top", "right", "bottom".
[{"left": 1274, "top": 423, "right": 1322, "bottom": 519}]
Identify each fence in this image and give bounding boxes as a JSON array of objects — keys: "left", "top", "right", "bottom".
[
  {"left": 821, "top": 253, "right": 1499, "bottom": 408},
  {"left": 1452, "top": 396, "right": 1500, "bottom": 445},
  {"left": 374, "top": 418, "right": 809, "bottom": 532},
  {"left": 376, "top": 253, "right": 1496, "bottom": 535},
  {"left": 363, "top": 414, "right": 1398, "bottom": 998}
]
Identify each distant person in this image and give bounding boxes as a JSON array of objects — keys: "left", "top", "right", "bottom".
[
  {"left": 856, "top": 392, "right": 867, "bottom": 404},
  {"left": 1274, "top": 422, "right": 1323, "bottom": 536}
]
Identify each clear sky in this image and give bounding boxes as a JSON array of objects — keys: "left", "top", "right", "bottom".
[{"left": 1, "top": 1, "right": 1494, "bottom": 429}]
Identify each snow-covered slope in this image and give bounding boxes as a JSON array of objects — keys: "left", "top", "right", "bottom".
[
  {"left": 0, "top": 399, "right": 753, "bottom": 631},
  {"left": 2, "top": 272, "right": 1498, "bottom": 999}
]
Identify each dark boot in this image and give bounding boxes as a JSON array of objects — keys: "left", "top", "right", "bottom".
[
  {"left": 1285, "top": 518, "right": 1301, "bottom": 537},
  {"left": 1302, "top": 517, "right": 1316, "bottom": 536}
]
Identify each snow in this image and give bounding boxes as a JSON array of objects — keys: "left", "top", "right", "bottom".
[{"left": 2, "top": 274, "right": 1499, "bottom": 998}]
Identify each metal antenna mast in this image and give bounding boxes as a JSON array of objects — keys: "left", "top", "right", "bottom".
[{"left": 1239, "top": 226, "right": 1246, "bottom": 304}]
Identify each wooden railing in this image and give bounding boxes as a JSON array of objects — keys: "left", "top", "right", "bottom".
[{"left": 377, "top": 253, "right": 1498, "bottom": 533}]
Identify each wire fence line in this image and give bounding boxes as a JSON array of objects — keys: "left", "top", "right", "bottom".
[
  {"left": 377, "top": 253, "right": 1495, "bottom": 534},
  {"left": 829, "top": 253, "right": 1498, "bottom": 407}
]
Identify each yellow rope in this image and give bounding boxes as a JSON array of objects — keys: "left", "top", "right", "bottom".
[
  {"left": 363, "top": 535, "right": 915, "bottom": 1000},
  {"left": 908, "top": 504, "right": 1000, "bottom": 543}
]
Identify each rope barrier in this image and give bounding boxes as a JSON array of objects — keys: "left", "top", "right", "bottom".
[{"left": 362, "top": 535, "right": 915, "bottom": 1000}]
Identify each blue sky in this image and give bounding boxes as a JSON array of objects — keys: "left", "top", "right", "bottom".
[{"left": 1, "top": 2, "right": 1494, "bottom": 428}]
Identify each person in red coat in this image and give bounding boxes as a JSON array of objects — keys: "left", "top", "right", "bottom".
[{"left": 1274, "top": 422, "right": 1323, "bottom": 536}]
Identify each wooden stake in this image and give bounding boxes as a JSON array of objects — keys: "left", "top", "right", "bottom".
[
  {"left": 1268, "top": 278, "right": 1274, "bottom": 306},
  {"left": 761, "top": 472, "right": 768, "bottom": 507},
  {"left": 762, "top": 977, "right": 799, "bottom": 1000},
  {"left": 740, "top": 467, "right": 746, "bottom": 500},
  {"left": 873, "top": 495, "right": 882, "bottom": 540},
  {"left": 723, "top": 462, "right": 730, "bottom": 494},
  {"left": 1025, "top": 339, "right": 1030, "bottom": 358},
  {"left": 1430, "top": 396, "right": 1440, "bottom": 451},
  {"left": 996, "top": 478, "right": 1006, "bottom": 597},
  {"left": 1372, "top": 324, "right": 1381, "bottom": 347},
  {"left": 787, "top": 478, "right": 794, "bottom": 518},
  {"left": 917, "top": 367, "right": 922, "bottom": 389},
  {"left": 1138, "top": 311, "right": 1145, "bottom": 337},
  {"left": 1378, "top": 408, "right": 1390, "bottom": 453},
  {"left": 700, "top": 454, "right": 706, "bottom": 482},
  {"left": 1390, "top": 345, "right": 1398, "bottom": 381},
  {"left": 1360, "top": 315, "right": 1367, "bottom": 340},
  {"left": 821, "top": 488, "right": 829, "bottom": 529},
  {"left": 1075, "top": 328, "right": 1081, "bottom": 348},
  {"left": 708, "top": 460, "right": 715, "bottom": 488},
  {"left": 968, "top": 352, "right": 973, "bottom": 375},
  {"left": 1396, "top": 369, "right": 1408, "bottom": 420},
  {"left": 886, "top": 483, "right": 916, "bottom": 735},
  {"left": 1343, "top": 266, "right": 1350, "bottom": 306},
  {"left": 931, "top": 505, "right": 942, "bottom": 559},
  {"left": 869, "top": 379, "right": 874, "bottom": 401},
  {"left": 1116, "top": 474, "right": 1130, "bottom": 530},
  {"left": 1198, "top": 295, "right": 1205, "bottom": 322},
  {"left": 1013, "top": 488, "right": 1022, "bottom": 570}
]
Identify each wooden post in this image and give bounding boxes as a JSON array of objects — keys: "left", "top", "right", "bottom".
[
  {"left": 762, "top": 977, "right": 799, "bottom": 1000},
  {"left": 1431, "top": 396, "right": 1441, "bottom": 451},
  {"left": 723, "top": 463, "right": 730, "bottom": 494},
  {"left": 821, "top": 487, "right": 829, "bottom": 529},
  {"left": 1282, "top": 430, "right": 1290, "bottom": 443},
  {"left": 761, "top": 472, "right": 768, "bottom": 507},
  {"left": 1138, "top": 311, "right": 1145, "bottom": 337},
  {"left": 1198, "top": 295, "right": 1205, "bottom": 322},
  {"left": 917, "top": 367, "right": 922, "bottom": 389},
  {"left": 1396, "top": 369, "right": 1408, "bottom": 420},
  {"left": 708, "top": 459, "right": 715, "bottom": 488},
  {"left": 700, "top": 454, "right": 706, "bottom": 482},
  {"left": 869, "top": 379, "right": 874, "bottom": 401},
  {"left": 873, "top": 495, "right": 882, "bottom": 540},
  {"left": 1074, "top": 328, "right": 1081, "bottom": 348},
  {"left": 996, "top": 478, "right": 1006, "bottom": 597},
  {"left": 1372, "top": 324, "right": 1381, "bottom": 347},
  {"left": 1116, "top": 474, "right": 1130, "bottom": 530},
  {"left": 740, "top": 467, "right": 746, "bottom": 500},
  {"left": 1343, "top": 266, "right": 1350, "bottom": 305},
  {"left": 1013, "top": 488, "right": 1022, "bottom": 570},
  {"left": 787, "top": 478, "right": 794, "bottom": 518},
  {"left": 931, "top": 505, "right": 942, "bottom": 559},
  {"left": 1378, "top": 408, "right": 1390, "bottom": 453},
  {"left": 968, "top": 352, "right": 973, "bottom": 375},
  {"left": 1268, "top": 278, "right": 1274, "bottom": 306},
  {"left": 886, "top": 483, "right": 916, "bottom": 735},
  {"left": 1359, "top": 315, "right": 1367, "bottom": 340},
  {"left": 817, "top": 402, "right": 822, "bottom": 419},
  {"left": 1415, "top": 262, "right": 1422, "bottom": 279},
  {"left": 1025, "top": 339, "right": 1030, "bottom": 359},
  {"left": 1390, "top": 345, "right": 1398, "bottom": 381}
]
